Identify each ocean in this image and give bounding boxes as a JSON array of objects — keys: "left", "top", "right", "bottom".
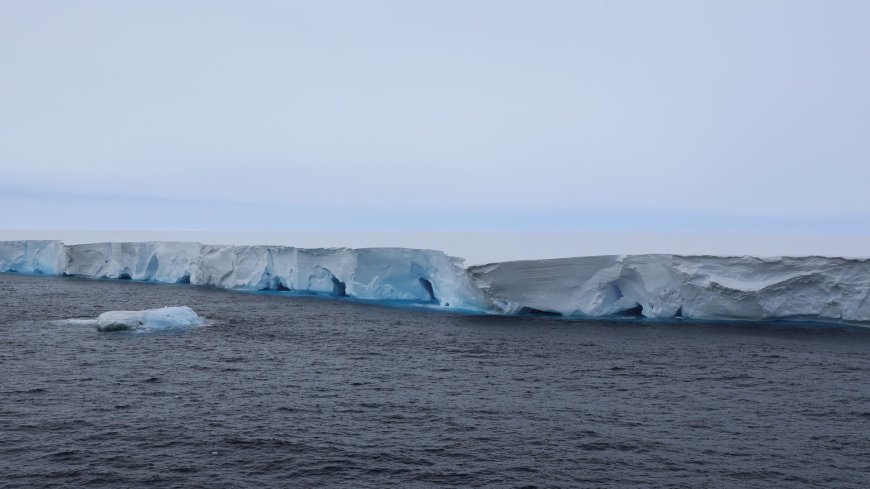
[{"left": 1, "top": 273, "right": 869, "bottom": 488}]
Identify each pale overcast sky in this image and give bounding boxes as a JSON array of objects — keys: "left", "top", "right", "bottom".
[{"left": 1, "top": 1, "right": 868, "bottom": 232}]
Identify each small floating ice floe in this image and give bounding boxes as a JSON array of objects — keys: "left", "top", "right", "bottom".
[{"left": 95, "top": 306, "right": 202, "bottom": 332}]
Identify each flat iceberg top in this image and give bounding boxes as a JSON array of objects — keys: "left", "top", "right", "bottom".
[{"left": 96, "top": 306, "right": 202, "bottom": 332}]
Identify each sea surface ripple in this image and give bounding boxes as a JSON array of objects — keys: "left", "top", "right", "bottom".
[{"left": 1, "top": 274, "right": 869, "bottom": 488}]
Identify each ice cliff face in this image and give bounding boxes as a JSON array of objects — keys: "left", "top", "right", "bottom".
[
  {"left": 469, "top": 255, "right": 870, "bottom": 323},
  {"left": 0, "top": 240, "right": 65, "bottom": 275},
  {"left": 2, "top": 241, "right": 869, "bottom": 323},
  {"left": 189, "top": 244, "right": 484, "bottom": 308},
  {"left": 65, "top": 242, "right": 201, "bottom": 283},
  {"left": 6, "top": 241, "right": 485, "bottom": 310}
]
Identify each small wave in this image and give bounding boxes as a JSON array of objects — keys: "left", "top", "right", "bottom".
[{"left": 50, "top": 318, "right": 99, "bottom": 327}]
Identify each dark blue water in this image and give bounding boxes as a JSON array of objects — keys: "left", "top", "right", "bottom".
[{"left": 1, "top": 273, "right": 869, "bottom": 488}]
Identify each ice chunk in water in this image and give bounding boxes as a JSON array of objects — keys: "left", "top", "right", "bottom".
[{"left": 96, "top": 306, "right": 202, "bottom": 332}]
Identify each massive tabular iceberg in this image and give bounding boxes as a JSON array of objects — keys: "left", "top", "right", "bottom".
[
  {"left": 2, "top": 241, "right": 869, "bottom": 324},
  {"left": 469, "top": 255, "right": 870, "bottom": 323},
  {"left": 6, "top": 240, "right": 486, "bottom": 310},
  {"left": 0, "top": 240, "right": 65, "bottom": 275}
]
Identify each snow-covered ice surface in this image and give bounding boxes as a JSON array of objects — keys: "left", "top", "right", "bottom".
[
  {"left": 58, "top": 241, "right": 485, "bottom": 310},
  {"left": 95, "top": 306, "right": 202, "bottom": 332},
  {"left": 469, "top": 255, "right": 870, "bottom": 323},
  {"left": 65, "top": 241, "right": 202, "bottom": 284},
  {"left": 0, "top": 240, "right": 65, "bottom": 274},
  {"left": 2, "top": 240, "right": 869, "bottom": 324},
  {"left": 54, "top": 306, "right": 203, "bottom": 332}
]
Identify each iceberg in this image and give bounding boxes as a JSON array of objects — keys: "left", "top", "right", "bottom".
[
  {"left": 65, "top": 241, "right": 201, "bottom": 283},
  {"left": 0, "top": 240, "right": 65, "bottom": 274},
  {"left": 95, "top": 306, "right": 202, "bottom": 332},
  {"left": 4, "top": 240, "right": 486, "bottom": 310},
  {"left": 469, "top": 255, "right": 870, "bottom": 323},
  {"left": 190, "top": 244, "right": 485, "bottom": 306},
  {"left": 2, "top": 240, "right": 869, "bottom": 324}
]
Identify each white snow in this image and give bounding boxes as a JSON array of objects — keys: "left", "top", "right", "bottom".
[
  {"left": 0, "top": 240, "right": 65, "bottom": 274},
  {"left": 65, "top": 242, "right": 201, "bottom": 283},
  {"left": 95, "top": 306, "right": 202, "bottom": 332},
  {"left": 2, "top": 240, "right": 870, "bottom": 323},
  {"left": 8, "top": 230, "right": 870, "bottom": 265},
  {"left": 4, "top": 240, "right": 485, "bottom": 310},
  {"left": 469, "top": 255, "right": 870, "bottom": 322}
]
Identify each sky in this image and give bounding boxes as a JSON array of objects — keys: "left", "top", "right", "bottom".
[{"left": 1, "top": 0, "right": 869, "bottom": 233}]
